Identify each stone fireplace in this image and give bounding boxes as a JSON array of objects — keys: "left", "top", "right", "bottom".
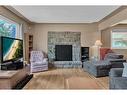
[{"left": 48, "top": 32, "right": 82, "bottom": 68}]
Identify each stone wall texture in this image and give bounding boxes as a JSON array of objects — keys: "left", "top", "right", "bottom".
[{"left": 48, "top": 32, "right": 82, "bottom": 68}]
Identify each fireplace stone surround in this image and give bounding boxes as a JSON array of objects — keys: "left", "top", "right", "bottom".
[{"left": 48, "top": 32, "right": 82, "bottom": 68}]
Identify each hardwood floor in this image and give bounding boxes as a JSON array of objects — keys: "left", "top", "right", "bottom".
[{"left": 24, "top": 68, "right": 109, "bottom": 89}]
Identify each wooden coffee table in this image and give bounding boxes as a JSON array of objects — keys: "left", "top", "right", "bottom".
[{"left": 66, "top": 77, "right": 102, "bottom": 89}]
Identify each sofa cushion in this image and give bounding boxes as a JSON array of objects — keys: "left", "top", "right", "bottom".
[
  {"left": 94, "top": 63, "right": 111, "bottom": 69},
  {"left": 91, "top": 60, "right": 109, "bottom": 64},
  {"left": 113, "top": 77, "right": 127, "bottom": 89},
  {"left": 122, "top": 63, "right": 127, "bottom": 77}
]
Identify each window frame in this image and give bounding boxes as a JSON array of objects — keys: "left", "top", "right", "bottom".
[
  {"left": 0, "top": 15, "right": 22, "bottom": 39},
  {"left": 111, "top": 29, "right": 127, "bottom": 49}
]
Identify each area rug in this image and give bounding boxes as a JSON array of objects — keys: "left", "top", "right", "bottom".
[
  {"left": 12, "top": 74, "right": 33, "bottom": 89},
  {"left": 66, "top": 77, "right": 102, "bottom": 89}
]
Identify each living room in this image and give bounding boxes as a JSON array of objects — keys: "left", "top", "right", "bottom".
[{"left": 0, "top": 4, "right": 127, "bottom": 93}]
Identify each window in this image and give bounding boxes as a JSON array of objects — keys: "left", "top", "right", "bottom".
[
  {"left": 111, "top": 29, "right": 127, "bottom": 49},
  {"left": 0, "top": 15, "right": 22, "bottom": 39}
]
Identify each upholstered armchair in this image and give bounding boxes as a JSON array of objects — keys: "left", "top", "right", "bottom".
[{"left": 30, "top": 51, "right": 48, "bottom": 73}]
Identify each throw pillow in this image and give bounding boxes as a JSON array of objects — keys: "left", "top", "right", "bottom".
[
  {"left": 122, "top": 62, "right": 127, "bottom": 77},
  {"left": 100, "top": 48, "right": 112, "bottom": 60}
]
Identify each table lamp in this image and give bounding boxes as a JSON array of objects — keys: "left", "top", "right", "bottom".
[{"left": 91, "top": 40, "right": 102, "bottom": 60}]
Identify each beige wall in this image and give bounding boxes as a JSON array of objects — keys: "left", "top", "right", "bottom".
[
  {"left": 101, "top": 28, "right": 111, "bottom": 48},
  {"left": 32, "top": 23, "right": 100, "bottom": 56},
  {"left": 101, "top": 24, "right": 127, "bottom": 58}
]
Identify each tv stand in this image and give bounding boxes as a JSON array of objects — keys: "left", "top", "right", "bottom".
[{"left": 1, "top": 61, "right": 24, "bottom": 70}]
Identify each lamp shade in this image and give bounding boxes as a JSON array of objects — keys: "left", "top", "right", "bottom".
[{"left": 95, "top": 40, "right": 102, "bottom": 46}]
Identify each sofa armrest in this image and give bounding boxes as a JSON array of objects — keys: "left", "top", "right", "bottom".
[
  {"left": 109, "top": 68, "right": 123, "bottom": 77},
  {"left": 108, "top": 59, "right": 126, "bottom": 68},
  {"left": 109, "top": 59, "right": 126, "bottom": 62}
]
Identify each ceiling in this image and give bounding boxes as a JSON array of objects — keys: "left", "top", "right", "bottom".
[{"left": 12, "top": 6, "right": 120, "bottom": 23}]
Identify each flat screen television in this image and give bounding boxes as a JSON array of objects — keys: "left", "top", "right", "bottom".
[{"left": 0, "top": 36, "right": 23, "bottom": 63}]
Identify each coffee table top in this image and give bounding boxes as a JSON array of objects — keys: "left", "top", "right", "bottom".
[
  {"left": 0, "top": 66, "right": 29, "bottom": 79},
  {"left": 0, "top": 70, "right": 18, "bottom": 78}
]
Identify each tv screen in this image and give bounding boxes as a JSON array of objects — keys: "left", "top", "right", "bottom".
[{"left": 1, "top": 37, "right": 23, "bottom": 62}]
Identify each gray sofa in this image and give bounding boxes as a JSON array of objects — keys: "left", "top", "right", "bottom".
[
  {"left": 109, "top": 68, "right": 127, "bottom": 89},
  {"left": 83, "top": 53, "right": 126, "bottom": 77}
]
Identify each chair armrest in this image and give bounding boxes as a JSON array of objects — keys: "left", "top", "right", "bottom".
[
  {"left": 109, "top": 68, "right": 123, "bottom": 77},
  {"left": 43, "top": 58, "right": 48, "bottom": 63}
]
